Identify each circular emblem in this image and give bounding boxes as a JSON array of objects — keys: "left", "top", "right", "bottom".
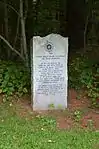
[
  {"left": 46, "top": 41, "right": 54, "bottom": 54},
  {"left": 47, "top": 44, "right": 52, "bottom": 50}
]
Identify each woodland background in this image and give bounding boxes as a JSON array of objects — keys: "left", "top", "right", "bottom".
[
  {"left": 0, "top": 0, "right": 99, "bottom": 105},
  {"left": 0, "top": 0, "right": 98, "bottom": 61}
]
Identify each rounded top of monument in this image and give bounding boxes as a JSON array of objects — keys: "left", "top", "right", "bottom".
[
  {"left": 33, "top": 34, "right": 68, "bottom": 43},
  {"left": 33, "top": 34, "right": 68, "bottom": 54}
]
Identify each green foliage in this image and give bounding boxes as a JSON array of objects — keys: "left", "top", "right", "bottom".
[
  {"left": 48, "top": 103, "right": 55, "bottom": 109},
  {"left": 69, "top": 52, "right": 99, "bottom": 106},
  {"left": 73, "top": 110, "right": 82, "bottom": 122},
  {"left": 35, "top": 115, "right": 56, "bottom": 127},
  {"left": 0, "top": 61, "right": 30, "bottom": 100},
  {"left": 33, "top": 0, "right": 60, "bottom": 36}
]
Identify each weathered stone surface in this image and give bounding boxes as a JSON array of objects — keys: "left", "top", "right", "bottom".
[{"left": 31, "top": 34, "right": 68, "bottom": 110}]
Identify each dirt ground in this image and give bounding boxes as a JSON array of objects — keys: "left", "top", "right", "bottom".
[{"left": 1, "top": 89, "right": 99, "bottom": 130}]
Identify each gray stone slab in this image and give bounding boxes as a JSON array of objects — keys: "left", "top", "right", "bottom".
[{"left": 31, "top": 34, "right": 68, "bottom": 110}]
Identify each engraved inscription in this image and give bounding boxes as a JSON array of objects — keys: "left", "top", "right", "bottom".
[{"left": 35, "top": 56, "right": 65, "bottom": 96}]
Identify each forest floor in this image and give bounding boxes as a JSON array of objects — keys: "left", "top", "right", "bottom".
[{"left": 0, "top": 89, "right": 99, "bottom": 149}]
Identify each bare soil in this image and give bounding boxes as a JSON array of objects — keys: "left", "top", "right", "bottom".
[{"left": 0, "top": 89, "right": 99, "bottom": 130}]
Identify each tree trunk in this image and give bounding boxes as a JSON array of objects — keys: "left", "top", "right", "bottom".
[
  {"left": 4, "top": 0, "right": 10, "bottom": 59},
  {"left": 20, "top": 0, "right": 28, "bottom": 67},
  {"left": 0, "top": 35, "right": 24, "bottom": 60}
]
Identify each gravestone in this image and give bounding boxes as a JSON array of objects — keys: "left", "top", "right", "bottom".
[{"left": 31, "top": 34, "right": 68, "bottom": 110}]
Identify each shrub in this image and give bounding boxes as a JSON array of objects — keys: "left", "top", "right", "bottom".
[
  {"left": 0, "top": 61, "right": 30, "bottom": 100},
  {"left": 69, "top": 53, "right": 99, "bottom": 106}
]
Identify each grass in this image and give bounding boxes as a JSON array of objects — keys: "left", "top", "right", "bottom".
[{"left": 0, "top": 102, "right": 99, "bottom": 149}]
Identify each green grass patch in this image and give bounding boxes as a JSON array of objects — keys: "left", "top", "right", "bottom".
[{"left": 0, "top": 102, "right": 99, "bottom": 149}]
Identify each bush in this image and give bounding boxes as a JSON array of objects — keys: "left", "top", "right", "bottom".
[
  {"left": 0, "top": 61, "right": 30, "bottom": 100},
  {"left": 69, "top": 53, "right": 99, "bottom": 106}
]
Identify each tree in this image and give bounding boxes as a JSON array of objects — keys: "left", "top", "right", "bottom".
[
  {"left": 0, "top": 0, "right": 29, "bottom": 67},
  {"left": 20, "top": 0, "right": 28, "bottom": 67}
]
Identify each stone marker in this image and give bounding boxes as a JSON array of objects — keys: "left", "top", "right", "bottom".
[{"left": 31, "top": 34, "right": 68, "bottom": 110}]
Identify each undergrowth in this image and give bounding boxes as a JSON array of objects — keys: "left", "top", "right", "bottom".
[
  {"left": 0, "top": 61, "right": 30, "bottom": 101},
  {"left": 69, "top": 50, "right": 99, "bottom": 107},
  {"left": 0, "top": 49, "right": 99, "bottom": 107}
]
